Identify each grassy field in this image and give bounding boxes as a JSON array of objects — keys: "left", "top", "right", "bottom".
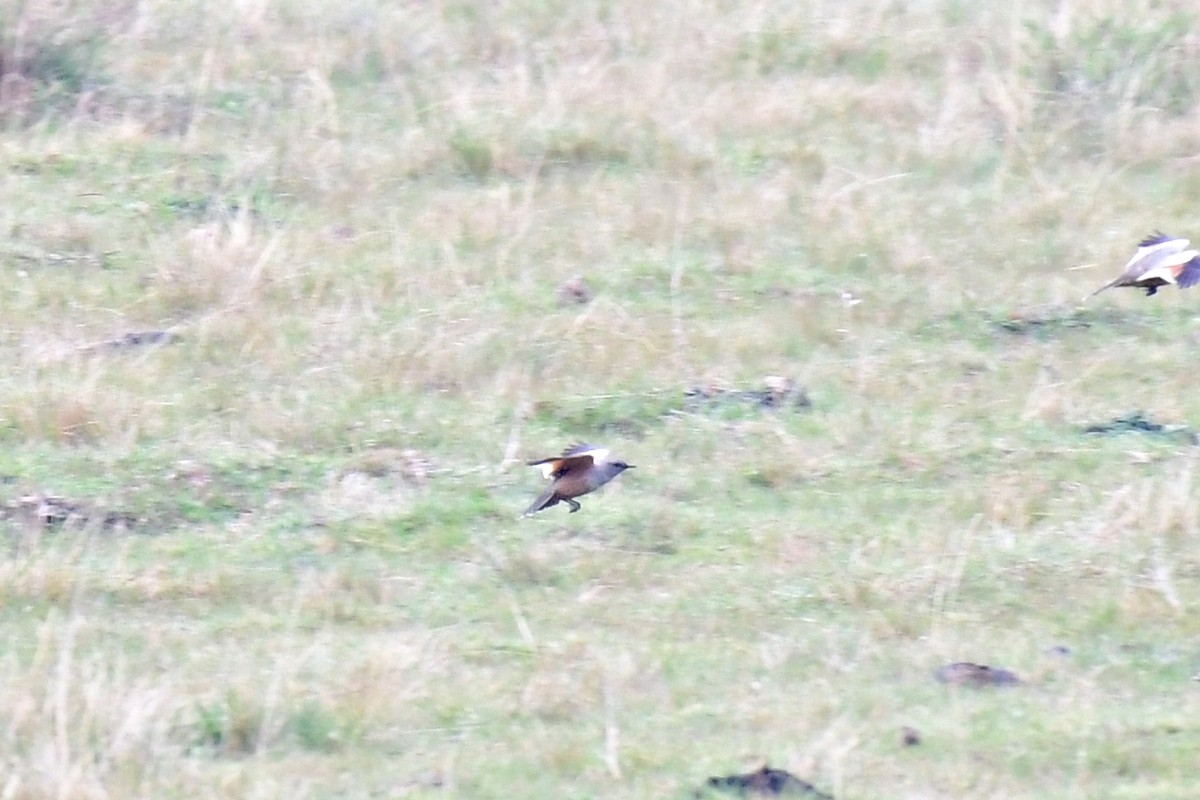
[{"left": 2, "top": 1, "right": 1200, "bottom": 797}]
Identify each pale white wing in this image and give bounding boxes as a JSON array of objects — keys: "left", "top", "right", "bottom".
[
  {"left": 1163, "top": 249, "right": 1200, "bottom": 266},
  {"left": 575, "top": 447, "right": 609, "bottom": 464},
  {"left": 1125, "top": 237, "right": 1189, "bottom": 272}
]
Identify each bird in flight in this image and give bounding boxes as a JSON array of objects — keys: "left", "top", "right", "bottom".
[
  {"left": 523, "top": 443, "right": 634, "bottom": 516},
  {"left": 1090, "top": 231, "right": 1200, "bottom": 298}
]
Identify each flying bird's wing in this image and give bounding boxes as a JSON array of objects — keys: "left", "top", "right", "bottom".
[
  {"left": 528, "top": 444, "right": 606, "bottom": 479},
  {"left": 552, "top": 453, "right": 601, "bottom": 477},
  {"left": 1123, "top": 233, "right": 1189, "bottom": 276},
  {"left": 556, "top": 443, "right": 607, "bottom": 476},
  {"left": 1175, "top": 254, "right": 1200, "bottom": 289},
  {"left": 1136, "top": 231, "right": 1177, "bottom": 249},
  {"left": 562, "top": 442, "right": 608, "bottom": 460}
]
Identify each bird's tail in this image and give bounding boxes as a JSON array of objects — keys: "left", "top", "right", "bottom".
[
  {"left": 1086, "top": 278, "right": 1120, "bottom": 301},
  {"left": 523, "top": 485, "right": 559, "bottom": 517}
]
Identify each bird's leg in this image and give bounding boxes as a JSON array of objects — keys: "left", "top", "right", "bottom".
[
  {"left": 566, "top": 498, "right": 581, "bottom": 513},
  {"left": 1146, "top": 286, "right": 1158, "bottom": 296}
]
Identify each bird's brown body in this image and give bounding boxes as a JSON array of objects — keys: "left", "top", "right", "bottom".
[
  {"left": 1090, "top": 232, "right": 1200, "bottom": 297},
  {"left": 524, "top": 444, "right": 633, "bottom": 516}
]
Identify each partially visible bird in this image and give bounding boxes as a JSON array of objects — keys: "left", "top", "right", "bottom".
[
  {"left": 1090, "top": 231, "right": 1200, "bottom": 298},
  {"left": 523, "top": 443, "right": 634, "bottom": 516}
]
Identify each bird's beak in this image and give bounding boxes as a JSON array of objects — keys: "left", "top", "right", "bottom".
[{"left": 626, "top": 465, "right": 636, "bottom": 469}]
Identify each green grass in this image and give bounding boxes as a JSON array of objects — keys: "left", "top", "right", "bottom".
[{"left": 2, "top": 0, "right": 1200, "bottom": 797}]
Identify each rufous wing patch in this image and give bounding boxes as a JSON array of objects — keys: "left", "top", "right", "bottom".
[
  {"left": 527, "top": 455, "right": 563, "bottom": 479},
  {"left": 554, "top": 453, "right": 598, "bottom": 476}
]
